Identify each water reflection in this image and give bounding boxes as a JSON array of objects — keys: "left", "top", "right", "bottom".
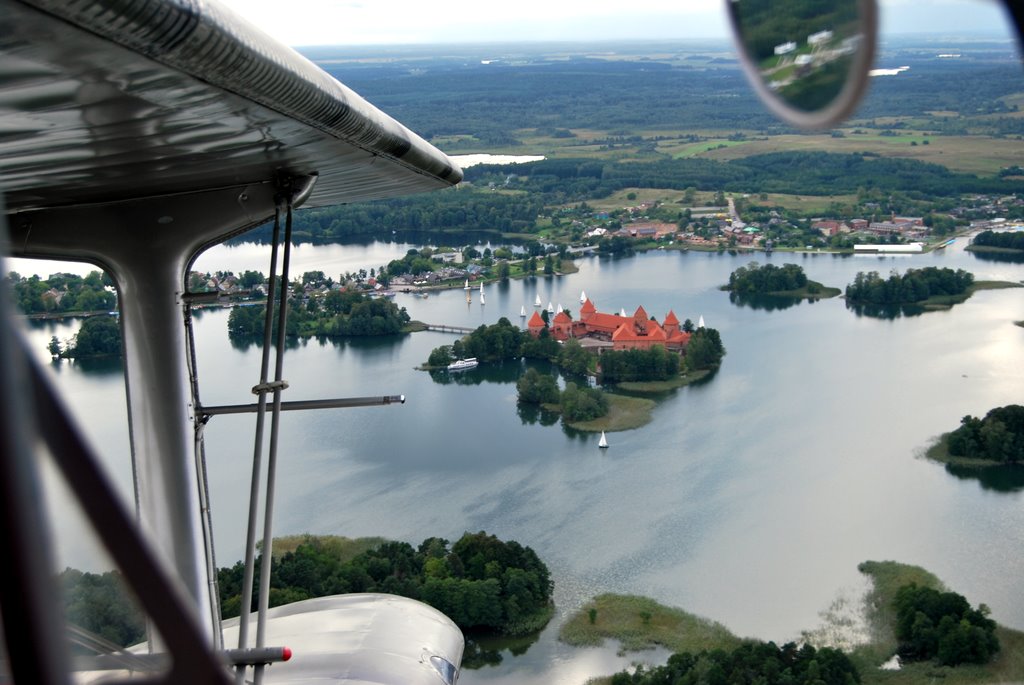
[
  {"left": 72, "top": 356, "right": 124, "bottom": 376},
  {"left": 728, "top": 291, "right": 802, "bottom": 312},
  {"left": 845, "top": 301, "right": 925, "bottom": 319},
  {"left": 968, "top": 249, "right": 1024, "bottom": 264},
  {"left": 944, "top": 463, "right": 1024, "bottom": 493},
  {"left": 428, "top": 359, "right": 525, "bottom": 386},
  {"left": 462, "top": 631, "right": 543, "bottom": 670},
  {"left": 516, "top": 402, "right": 560, "bottom": 427}
]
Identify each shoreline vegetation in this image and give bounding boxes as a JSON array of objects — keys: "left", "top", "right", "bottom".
[{"left": 567, "top": 561, "right": 1024, "bottom": 685}]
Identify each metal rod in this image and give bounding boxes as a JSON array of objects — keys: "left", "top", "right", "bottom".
[
  {"left": 201, "top": 395, "right": 406, "bottom": 417},
  {"left": 254, "top": 197, "right": 294, "bottom": 684},
  {"left": 184, "top": 306, "right": 223, "bottom": 650},
  {"left": 237, "top": 204, "right": 282, "bottom": 670}
]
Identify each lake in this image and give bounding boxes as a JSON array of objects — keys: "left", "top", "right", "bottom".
[{"left": 21, "top": 238, "right": 1024, "bottom": 683}]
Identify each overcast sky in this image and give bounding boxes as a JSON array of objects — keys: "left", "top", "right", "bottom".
[{"left": 217, "top": 0, "right": 1015, "bottom": 47}]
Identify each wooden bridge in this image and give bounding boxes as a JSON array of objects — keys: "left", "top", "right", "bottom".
[{"left": 422, "top": 323, "right": 476, "bottom": 334}]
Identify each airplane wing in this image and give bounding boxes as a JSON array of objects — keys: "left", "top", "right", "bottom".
[{"left": 0, "top": 0, "right": 461, "bottom": 218}]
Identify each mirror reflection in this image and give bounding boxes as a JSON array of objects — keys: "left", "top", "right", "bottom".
[{"left": 729, "top": 0, "right": 864, "bottom": 113}]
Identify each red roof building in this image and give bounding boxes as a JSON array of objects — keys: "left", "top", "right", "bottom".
[{"left": 529, "top": 298, "right": 690, "bottom": 352}]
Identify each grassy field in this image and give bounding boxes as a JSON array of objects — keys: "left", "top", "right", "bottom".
[
  {"left": 694, "top": 132, "right": 1024, "bottom": 176},
  {"left": 559, "top": 593, "right": 744, "bottom": 654},
  {"left": 920, "top": 280, "right": 1022, "bottom": 309},
  {"left": 269, "top": 534, "right": 386, "bottom": 561},
  {"left": 565, "top": 393, "right": 656, "bottom": 432}
]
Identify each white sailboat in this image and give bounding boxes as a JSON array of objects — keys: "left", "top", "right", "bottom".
[
  {"left": 480, "top": 292, "right": 485, "bottom": 305},
  {"left": 534, "top": 294, "right": 542, "bottom": 307},
  {"left": 520, "top": 305, "right": 526, "bottom": 317},
  {"left": 464, "top": 279, "right": 470, "bottom": 290},
  {"left": 619, "top": 308, "right": 626, "bottom": 317},
  {"left": 556, "top": 303, "right": 562, "bottom": 314},
  {"left": 547, "top": 301, "right": 554, "bottom": 314},
  {"left": 580, "top": 290, "right": 587, "bottom": 304},
  {"left": 479, "top": 282, "right": 484, "bottom": 294},
  {"left": 598, "top": 431, "right": 609, "bottom": 449},
  {"left": 698, "top": 315, "right": 705, "bottom": 329}
]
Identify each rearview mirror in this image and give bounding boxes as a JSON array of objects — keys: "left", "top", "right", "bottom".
[{"left": 726, "top": 0, "right": 878, "bottom": 129}]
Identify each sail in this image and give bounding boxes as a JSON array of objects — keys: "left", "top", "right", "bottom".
[
  {"left": 480, "top": 293, "right": 485, "bottom": 305},
  {"left": 698, "top": 315, "right": 705, "bottom": 329},
  {"left": 464, "top": 279, "right": 470, "bottom": 290},
  {"left": 479, "top": 282, "right": 484, "bottom": 293},
  {"left": 520, "top": 305, "right": 526, "bottom": 317},
  {"left": 599, "top": 431, "right": 608, "bottom": 448},
  {"left": 547, "top": 302, "right": 554, "bottom": 313},
  {"left": 534, "top": 294, "right": 541, "bottom": 307},
  {"left": 580, "top": 290, "right": 587, "bottom": 303}
]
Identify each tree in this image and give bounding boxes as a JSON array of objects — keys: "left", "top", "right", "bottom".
[
  {"left": 65, "top": 316, "right": 122, "bottom": 358},
  {"left": 428, "top": 345, "right": 453, "bottom": 368},
  {"left": 517, "top": 368, "right": 560, "bottom": 405},
  {"left": 557, "top": 339, "right": 591, "bottom": 376},
  {"left": 48, "top": 336, "right": 62, "bottom": 359}
]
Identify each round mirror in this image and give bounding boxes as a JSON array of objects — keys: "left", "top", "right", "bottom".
[{"left": 726, "top": 0, "right": 878, "bottom": 129}]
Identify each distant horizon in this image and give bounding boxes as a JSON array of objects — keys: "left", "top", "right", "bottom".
[{"left": 216, "top": 0, "right": 1016, "bottom": 49}]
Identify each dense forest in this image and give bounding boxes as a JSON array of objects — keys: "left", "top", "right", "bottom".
[
  {"left": 304, "top": 43, "right": 1024, "bottom": 138},
  {"left": 895, "top": 583, "right": 999, "bottom": 665},
  {"left": 844, "top": 267, "right": 974, "bottom": 305},
  {"left": 467, "top": 153, "right": 1019, "bottom": 202},
  {"left": 7, "top": 271, "right": 116, "bottom": 315},
  {"left": 609, "top": 641, "right": 860, "bottom": 685},
  {"left": 946, "top": 405, "right": 1024, "bottom": 463},
  {"left": 726, "top": 262, "right": 809, "bottom": 294},
  {"left": 598, "top": 346, "right": 683, "bottom": 383},
  {"left": 236, "top": 190, "right": 544, "bottom": 244},
  {"left": 971, "top": 229, "right": 1024, "bottom": 252},
  {"left": 218, "top": 533, "right": 553, "bottom": 636},
  {"left": 60, "top": 568, "right": 145, "bottom": 649}
]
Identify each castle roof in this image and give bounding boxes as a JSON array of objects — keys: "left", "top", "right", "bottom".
[
  {"left": 553, "top": 311, "right": 572, "bottom": 324},
  {"left": 633, "top": 305, "right": 649, "bottom": 322},
  {"left": 527, "top": 311, "right": 546, "bottom": 328},
  {"left": 664, "top": 310, "right": 679, "bottom": 326},
  {"left": 580, "top": 298, "right": 596, "bottom": 314}
]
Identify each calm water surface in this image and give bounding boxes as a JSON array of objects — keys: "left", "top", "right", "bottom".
[{"left": 23, "top": 239, "right": 1024, "bottom": 684}]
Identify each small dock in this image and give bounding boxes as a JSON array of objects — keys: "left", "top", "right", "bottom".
[{"left": 423, "top": 323, "right": 476, "bottom": 334}]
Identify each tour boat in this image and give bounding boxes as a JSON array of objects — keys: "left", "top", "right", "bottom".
[
  {"left": 534, "top": 294, "right": 542, "bottom": 307},
  {"left": 447, "top": 357, "right": 478, "bottom": 371},
  {"left": 598, "top": 431, "right": 608, "bottom": 449},
  {"left": 520, "top": 305, "right": 526, "bottom": 317},
  {"left": 580, "top": 290, "right": 587, "bottom": 304}
]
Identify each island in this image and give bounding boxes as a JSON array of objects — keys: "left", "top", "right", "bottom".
[
  {"left": 723, "top": 262, "right": 840, "bottom": 300},
  {"left": 49, "top": 314, "right": 122, "bottom": 360},
  {"left": 926, "top": 405, "right": 1024, "bottom": 467},
  {"left": 426, "top": 300, "right": 725, "bottom": 432},
  {"left": 845, "top": 266, "right": 1021, "bottom": 310}
]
